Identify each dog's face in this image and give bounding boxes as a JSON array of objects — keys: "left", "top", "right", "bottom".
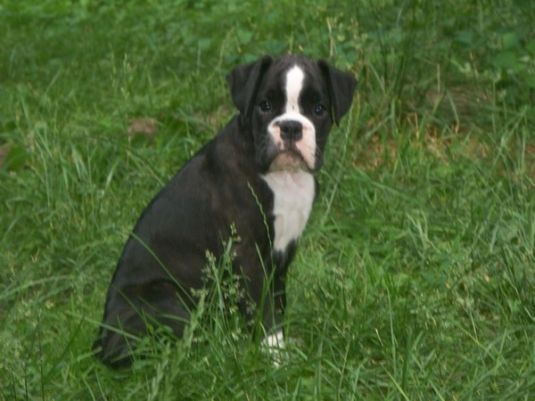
[{"left": 228, "top": 55, "right": 357, "bottom": 173}]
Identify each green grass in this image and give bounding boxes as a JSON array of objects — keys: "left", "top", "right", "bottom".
[{"left": 1, "top": 0, "right": 535, "bottom": 399}]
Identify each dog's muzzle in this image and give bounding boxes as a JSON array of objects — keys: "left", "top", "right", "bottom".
[{"left": 267, "top": 114, "right": 316, "bottom": 171}]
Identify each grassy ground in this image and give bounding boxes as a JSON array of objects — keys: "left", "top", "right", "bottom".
[{"left": 1, "top": 0, "right": 535, "bottom": 400}]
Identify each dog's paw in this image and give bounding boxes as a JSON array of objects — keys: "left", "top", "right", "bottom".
[{"left": 262, "top": 329, "right": 286, "bottom": 366}]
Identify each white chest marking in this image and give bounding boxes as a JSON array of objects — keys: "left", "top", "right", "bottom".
[
  {"left": 285, "top": 66, "right": 304, "bottom": 113},
  {"left": 262, "top": 170, "right": 315, "bottom": 252}
]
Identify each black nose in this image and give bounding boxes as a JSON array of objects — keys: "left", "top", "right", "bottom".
[{"left": 279, "top": 120, "right": 303, "bottom": 141}]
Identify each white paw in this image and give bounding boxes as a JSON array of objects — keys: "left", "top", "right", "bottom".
[{"left": 262, "top": 329, "right": 286, "bottom": 366}]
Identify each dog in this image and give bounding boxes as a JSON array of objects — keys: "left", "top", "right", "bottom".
[{"left": 93, "top": 54, "right": 357, "bottom": 367}]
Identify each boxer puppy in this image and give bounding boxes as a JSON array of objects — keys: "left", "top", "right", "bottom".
[{"left": 93, "top": 54, "right": 357, "bottom": 367}]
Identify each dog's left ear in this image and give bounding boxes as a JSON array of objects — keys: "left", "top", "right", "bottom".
[
  {"left": 227, "top": 55, "right": 273, "bottom": 126},
  {"left": 318, "top": 60, "right": 357, "bottom": 125}
]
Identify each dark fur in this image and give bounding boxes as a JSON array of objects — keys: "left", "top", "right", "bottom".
[{"left": 93, "top": 55, "right": 356, "bottom": 367}]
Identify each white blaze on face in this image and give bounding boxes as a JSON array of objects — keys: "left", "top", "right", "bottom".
[
  {"left": 267, "top": 64, "right": 317, "bottom": 171},
  {"left": 285, "top": 66, "right": 304, "bottom": 113}
]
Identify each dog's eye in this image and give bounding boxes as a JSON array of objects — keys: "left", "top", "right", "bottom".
[
  {"left": 314, "top": 103, "right": 326, "bottom": 116},
  {"left": 259, "top": 100, "right": 272, "bottom": 113}
]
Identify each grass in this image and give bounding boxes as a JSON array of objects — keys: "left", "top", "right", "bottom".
[{"left": 1, "top": 0, "right": 535, "bottom": 399}]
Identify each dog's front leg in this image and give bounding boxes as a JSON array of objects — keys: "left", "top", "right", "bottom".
[
  {"left": 248, "top": 270, "right": 286, "bottom": 365},
  {"left": 257, "top": 273, "right": 287, "bottom": 364},
  {"left": 233, "top": 244, "right": 288, "bottom": 362}
]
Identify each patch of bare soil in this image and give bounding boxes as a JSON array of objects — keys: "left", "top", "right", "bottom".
[{"left": 127, "top": 117, "right": 159, "bottom": 139}]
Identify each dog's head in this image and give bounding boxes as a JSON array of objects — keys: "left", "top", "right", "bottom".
[{"left": 228, "top": 55, "right": 357, "bottom": 173}]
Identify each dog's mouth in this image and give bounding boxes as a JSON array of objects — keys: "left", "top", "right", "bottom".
[{"left": 268, "top": 147, "right": 310, "bottom": 172}]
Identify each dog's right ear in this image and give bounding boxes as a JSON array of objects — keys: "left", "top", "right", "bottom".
[{"left": 227, "top": 55, "right": 273, "bottom": 126}]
